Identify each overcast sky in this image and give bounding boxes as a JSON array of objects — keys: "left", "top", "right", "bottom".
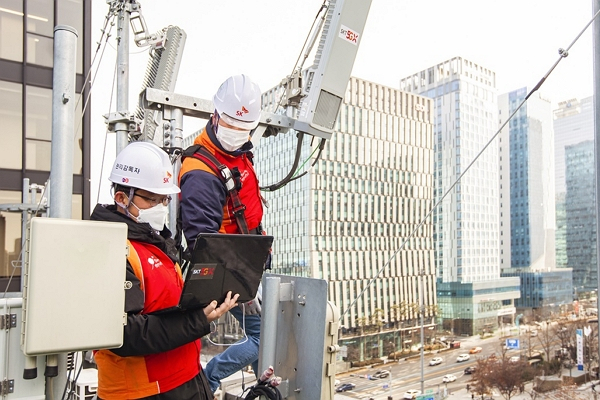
[{"left": 90, "top": 0, "right": 596, "bottom": 205}]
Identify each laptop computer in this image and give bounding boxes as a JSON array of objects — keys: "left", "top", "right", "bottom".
[{"left": 151, "top": 233, "right": 273, "bottom": 314}]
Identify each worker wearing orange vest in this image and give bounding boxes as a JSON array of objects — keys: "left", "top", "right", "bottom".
[
  {"left": 179, "top": 75, "right": 265, "bottom": 394},
  {"left": 91, "top": 141, "right": 239, "bottom": 399}
]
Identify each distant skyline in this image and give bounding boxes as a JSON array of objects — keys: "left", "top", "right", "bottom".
[{"left": 90, "top": 0, "right": 596, "bottom": 204}]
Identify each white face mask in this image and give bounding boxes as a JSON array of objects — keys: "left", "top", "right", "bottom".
[
  {"left": 133, "top": 203, "right": 168, "bottom": 231},
  {"left": 216, "top": 125, "right": 250, "bottom": 152}
]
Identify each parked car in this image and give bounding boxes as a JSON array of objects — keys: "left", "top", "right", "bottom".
[
  {"left": 442, "top": 374, "right": 457, "bottom": 383},
  {"left": 373, "top": 369, "right": 390, "bottom": 379},
  {"left": 403, "top": 389, "right": 422, "bottom": 399},
  {"left": 429, "top": 357, "right": 443, "bottom": 366},
  {"left": 464, "top": 366, "right": 477, "bottom": 374},
  {"left": 457, "top": 353, "right": 470, "bottom": 362},
  {"left": 530, "top": 330, "right": 538, "bottom": 337},
  {"left": 335, "top": 383, "right": 356, "bottom": 392},
  {"left": 469, "top": 346, "right": 482, "bottom": 354},
  {"left": 334, "top": 379, "right": 340, "bottom": 386},
  {"left": 509, "top": 356, "right": 520, "bottom": 363}
]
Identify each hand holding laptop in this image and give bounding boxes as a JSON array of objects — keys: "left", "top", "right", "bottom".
[{"left": 204, "top": 291, "right": 240, "bottom": 323}]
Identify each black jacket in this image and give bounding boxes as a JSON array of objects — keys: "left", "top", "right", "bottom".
[{"left": 90, "top": 204, "right": 211, "bottom": 357}]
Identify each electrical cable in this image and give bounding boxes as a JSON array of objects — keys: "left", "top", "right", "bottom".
[
  {"left": 95, "top": 53, "right": 120, "bottom": 204},
  {"left": 339, "top": 7, "right": 600, "bottom": 322},
  {"left": 273, "top": 1, "right": 328, "bottom": 114},
  {"left": 261, "top": 132, "right": 306, "bottom": 192},
  {"left": 243, "top": 384, "right": 282, "bottom": 400},
  {"left": 60, "top": 352, "right": 82, "bottom": 400},
  {"left": 74, "top": 12, "right": 117, "bottom": 139},
  {"left": 259, "top": 2, "right": 328, "bottom": 192},
  {"left": 205, "top": 304, "right": 249, "bottom": 348}
]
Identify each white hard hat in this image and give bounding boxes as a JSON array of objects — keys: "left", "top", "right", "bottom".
[
  {"left": 213, "top": 74, "right": 262, "bottom": 130},
  {"left": 108, "top": 142, "right": 180, "bottom": 194}
]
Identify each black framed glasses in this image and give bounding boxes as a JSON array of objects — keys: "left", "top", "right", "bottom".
[{"left": 133, "top": 192, "right": 172, "bottom": 206}]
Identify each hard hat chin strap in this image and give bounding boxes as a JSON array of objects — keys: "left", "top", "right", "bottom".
[{"left": 115, "top": 187, "right": 137, "bottom": 221}]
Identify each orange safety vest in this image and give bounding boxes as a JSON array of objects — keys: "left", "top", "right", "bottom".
[
  {"left": 95, "top": 240, "right": 201, "bottom": 399},
  {"left": 179, "top": 129, "right": 263, "bottom": 234}
]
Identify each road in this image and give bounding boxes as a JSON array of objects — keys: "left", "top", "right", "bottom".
[{"left": 335, "top": 330, "right": 533, "bottom": 399}]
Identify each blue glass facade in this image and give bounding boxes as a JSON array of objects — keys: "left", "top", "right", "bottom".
[
  {"left": 501, "top": 270, "right": 573, "bottom": 308},
  {"left": 508, "top": 89, "right": 531, "bottom": 267},
  {"left": 565, "top": 140, "right": 597, "bottom": 294}
]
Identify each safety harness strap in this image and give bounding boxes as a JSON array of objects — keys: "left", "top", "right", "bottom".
[{"left": 183, "top": 145, "right": 250, "bottom": 234}]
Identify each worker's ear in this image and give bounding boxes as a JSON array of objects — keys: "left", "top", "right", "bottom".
[{"left": 114, "top": 191, "right": 129, "bottom": 207}]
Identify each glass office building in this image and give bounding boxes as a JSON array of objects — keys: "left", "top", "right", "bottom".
[
  {"left": 497, "top": 88, "right": 570, "bottom": 312},
  {"left": 498, "top": 88, "right": 555, "bottom": 271},
  {"left": 0, "top": 0, "right": 91, "bottom": 291},
  {"left": 565, "top": 140, "right": 597, "bottom": 294},
  {"left": 553, "top": 97, "right": 594, "bottom": 272},
  {"left": 501, "top": 270, "right": 572, "bottom": 309},
  {"left": 255, "top": 77, "right": 436, "bottom": 359},
  {"left": 400, "top": 57, "right": 520, "bottom": 335}
]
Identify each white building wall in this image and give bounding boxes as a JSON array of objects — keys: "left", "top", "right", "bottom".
[{"left": 400, "top": 57, "right": 500, "bottom": 283}]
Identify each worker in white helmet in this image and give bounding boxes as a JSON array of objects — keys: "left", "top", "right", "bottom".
[
  {"left": 91, "top": 141, "right": 239, "bottom": 399},
  {"left": 179, "top": 74, "right": 268, "bottom": 395}
]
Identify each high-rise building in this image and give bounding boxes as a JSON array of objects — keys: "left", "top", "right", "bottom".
[
  {"left": 400, "top": 57, "right": 519, "bottom": 336},
  {"left": 0, "top": 1, "right": 91, "bottom": 291},
  {"left": 498, "top": 87, "right": 572, "bottom": 311},
  {"left": 553, "top": 97, "right": 594, "bottom": 271},
  {"left": 498, "top": 88, "right": 555, "bottom": 271},
  {"left": 255, "top": 77, "right": 436, "bottom": 360},
  {"left": 565, "top": 140, "right": 597, "bottom": 295}
]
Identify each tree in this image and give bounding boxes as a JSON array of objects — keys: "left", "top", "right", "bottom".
[
  {"left": 474, "top": 354, "right": 532, "bottom": 400},
  {"left": 472, "top": 358, "right": 495, "bottom": 399},
  {"left": 535, "top": 321, "right": 557, "bottom": 367},
  {"left": 390, "top": 304, "right": 400, "bottom": 328},
  {"left": 370, "top": 308, "right": 385, "bottom": 332},
  {"left": 355, "top": 316, "right": 367, "bottom": 336},
  {"left": 495, "top": 358, "right": 527, "bottom": 400}
]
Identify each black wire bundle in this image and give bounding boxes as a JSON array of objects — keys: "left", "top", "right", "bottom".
[{"left": 242, "top": 382, "right": 282, "bottom": 400}]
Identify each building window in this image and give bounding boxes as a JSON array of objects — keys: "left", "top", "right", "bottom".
[
  {"left": 26, "top": 33, "right": 53, "bottom": 67},
  {"left": 0, "top": 80, "right": 22, "bottom": 168},
  {"left": 0, "top": 0, "right": 24, "bottom": 61},
  {"left": 26, "top": 0, "right": 54, "bottom": 36},
  {"left": 0, "top": 190, "right": 23, "bottom": 291},
  {"left": 25, "top": 85, "right": 52, "bottom": 170},
  {"left": 26, "top": 0, "right": 54, "bottom": 67}
]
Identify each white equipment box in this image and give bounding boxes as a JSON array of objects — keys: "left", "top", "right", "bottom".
[{"left": 22, "top": 217, "right": 128, "bottom": 356}]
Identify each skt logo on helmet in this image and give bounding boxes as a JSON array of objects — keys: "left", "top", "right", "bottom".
[
  {"left": 163, "top": 178, "right": 170, "bottom": 183},
  {"left": 122, "top": 178, "right": 129, "bottom": 183},
  {"left": 235, "top": 106, "right": 250, "bottom": 117}
]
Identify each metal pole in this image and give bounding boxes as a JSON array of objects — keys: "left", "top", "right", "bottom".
[
  {"left": 115, "top": 1, "right": 130, "bottom": 153},
  {"left": 419, "top": 269, "right": 425, "bottom": 394},
  {"left": 594, "top": 0, "right": 600, "bottom": 370},
  {"left": 49, "top": 26, "right": 77, "bottom": 219},
  {"left": 259, "top": 276, "right": 281, "bottom": 375},
  {"left": 167, "top": 108, "right": 183, "bottom": 232},
  {"left": 49, "top": 24, "right": 78, "bottom": 400}
]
